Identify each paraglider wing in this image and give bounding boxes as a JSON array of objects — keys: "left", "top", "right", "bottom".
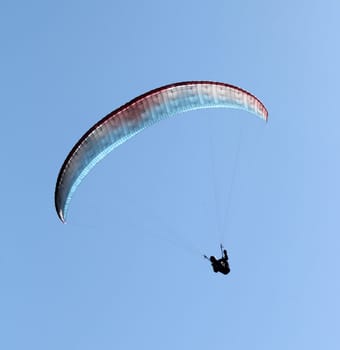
[{"left": 55, "top": 81, "right": 268, "bottom": 222}]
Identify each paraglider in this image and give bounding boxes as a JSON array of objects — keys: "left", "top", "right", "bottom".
[
  {"left": 204, "top": 244, "right": 230, "bottom": 275},
  {"left": 55, "top": 81, "right": 268, "bottom": 222}
]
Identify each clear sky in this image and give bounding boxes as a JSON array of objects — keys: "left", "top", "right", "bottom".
[{"left": 1, "top": 0, "right": 339, "bottom": 349}]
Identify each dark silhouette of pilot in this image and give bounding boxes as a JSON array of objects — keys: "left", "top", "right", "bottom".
[{"left": 205, "top": 247, "right": 230, "bottom": 275}]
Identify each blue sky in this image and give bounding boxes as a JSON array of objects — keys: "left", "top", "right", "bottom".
[{"left": 1, "top": 0, "right": 339, "bottom": 349}]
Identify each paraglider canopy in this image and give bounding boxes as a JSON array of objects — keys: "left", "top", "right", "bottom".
[{"left": 55, "top": 81, "right": 268, "bottom": 222}]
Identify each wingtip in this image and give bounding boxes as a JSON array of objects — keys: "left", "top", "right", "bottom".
[{"left": 58, "top": 210, "right": 67, "bottom": 224}]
